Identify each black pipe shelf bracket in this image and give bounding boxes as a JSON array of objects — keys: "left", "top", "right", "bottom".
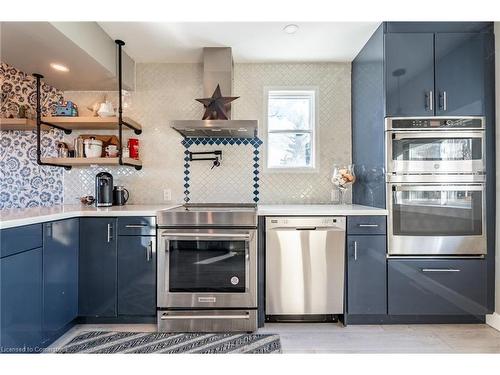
[
  {"left": 115, "top": 39, "right": 142, "bottom": 170},
  {"left": 33, "top": 73, "right": 73, "bottom": 171}
]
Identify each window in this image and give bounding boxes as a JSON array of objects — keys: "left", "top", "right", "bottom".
[{"left": 265, "top": 88, "right": 317, "bottom": 170}]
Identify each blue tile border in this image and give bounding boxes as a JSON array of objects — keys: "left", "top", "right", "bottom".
[{"left": 181, "top": 137, "right": 263, "bottom": 203}]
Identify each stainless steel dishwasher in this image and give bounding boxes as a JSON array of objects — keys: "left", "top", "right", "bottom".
[{"left": 265, "top": 216, "right": 346, "bottom": 320}]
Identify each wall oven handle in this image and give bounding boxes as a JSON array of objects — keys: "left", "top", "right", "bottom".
[
  {"left": 392, "top": 184, "right": 484, "bottom": 192},
  {"left": 160, "top": 313, "right": 250, "bottom": 320},
  {"left": 421, "top": 268, "right": 460, "bottom": 273},
  {"left": 161, "top": 232, "right": 251, "bottom": 239},
  {"left": 358, "top": 224, "right": 379, "bottom": 228},
  {"left": 126, "top": 224, "right": 149, "bottom": 228},
  {"left": 391, "top": 131, "right": 483, "bottom": 140}
]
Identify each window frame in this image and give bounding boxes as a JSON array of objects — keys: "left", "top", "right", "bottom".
[{"left": 263, "top": 86, "right": 319, "bottom": 173}]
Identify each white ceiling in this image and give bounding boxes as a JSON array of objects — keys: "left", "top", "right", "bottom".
[{"left": 98, "top": 22, "right": 381, "bottom": 63}]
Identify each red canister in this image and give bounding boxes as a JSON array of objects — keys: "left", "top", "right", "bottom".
[{"left": 128, "top": 138, "right": 139, "bottom": 159}]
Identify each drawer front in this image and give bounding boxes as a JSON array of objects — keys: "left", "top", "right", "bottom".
[
  {"left": 117, "top": 217, "right": 156, "bottom": 236},
  {"left": 388, "top": 259, "right": 488, "bottom": 315},
  {"left": 347, "top": 216, "right": 386, "bottom": 235},
  {"left": 1, "top": 224, "right": 43, "bottom": 258}
]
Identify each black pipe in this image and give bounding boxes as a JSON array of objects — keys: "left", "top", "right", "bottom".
[
  {"left": 33, "top": 73, "right": 72, "bottom": 170},
  {"left": 115, "top": 39, "right": 125, "bottom": 167}
]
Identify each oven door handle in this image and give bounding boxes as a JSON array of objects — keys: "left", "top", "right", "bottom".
[
  {"left": 390, "top": 131, "right": 484, "bottom": 140},
  {"left": 161, "top": 232, "right": 251, "bottom": 240},
  {"left": 160, "top": 313, "right": 250, "bottom": 320},
  {"left": 392, "top": 184, "right": 484, "bottom": 192}
]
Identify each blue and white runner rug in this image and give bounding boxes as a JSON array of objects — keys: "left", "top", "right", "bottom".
[{"left": 52, "top": 331, "right": 282, "bottom": 354}]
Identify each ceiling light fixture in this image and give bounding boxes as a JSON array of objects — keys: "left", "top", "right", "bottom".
[
  {"left": 283, "top": 24, "right": 299, "bottom": 34},
  {"left": 50, "top": 63, "right": 69, "bottom": 72}
]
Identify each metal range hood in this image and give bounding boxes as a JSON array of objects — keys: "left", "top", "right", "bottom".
[{"left": 171, "top": 47, "right": 258, "bottom": 138}]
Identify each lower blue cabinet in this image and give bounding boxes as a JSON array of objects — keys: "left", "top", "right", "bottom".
[
  {"left": 347, "top": 235, "right": 387, "bottom": 314},
  {"left": 117, "top": 236, "right": 156, "bottom": 316},
  {"left": 388, "top": 259, "right": 488, "bottom": 315},
  {"left": 1, "top": 247, "right": 43, "bottom": 353},
  {"left": 42, "top": 219, "right": 79, "bottom": 343},
  {"left": 79, "top": 218, "right": 118, "bottom": 317}
]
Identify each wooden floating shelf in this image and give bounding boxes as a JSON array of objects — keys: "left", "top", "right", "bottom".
[
  {"left": 1, "top": 116, "right": 142, "bottom": 131},
  {"left": 40, "top": 157, "right": 142, "bottom": 167}
]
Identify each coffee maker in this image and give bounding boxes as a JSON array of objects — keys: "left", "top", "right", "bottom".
[{"left": 95, "top": 172, "right": 113, "bottom": 207}]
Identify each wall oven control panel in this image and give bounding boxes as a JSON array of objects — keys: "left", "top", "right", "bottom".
[{"left": 387, "top": 117, "right": 484, "bottom": 130}]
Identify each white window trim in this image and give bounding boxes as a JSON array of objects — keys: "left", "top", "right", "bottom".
[{"left": 262, "top": 86, "right": 320, "bottom": 174}]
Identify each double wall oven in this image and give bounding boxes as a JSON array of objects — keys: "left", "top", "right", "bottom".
[
  {"left": 386, "top": 117, "right": 486, "bottom": 256},
  {"left": 157, "top": 204, "right": 258, "bottom": 332}
]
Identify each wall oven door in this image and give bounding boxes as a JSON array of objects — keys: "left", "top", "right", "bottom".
[
  {"left": 158, "top": 229, "right": 257, "bottom": 309},
  {"left": 386, "top": 131, "right": 485, "bottom": 175},
  {"left": 388, "top": 183, "right": 486, "bottom": 256}
]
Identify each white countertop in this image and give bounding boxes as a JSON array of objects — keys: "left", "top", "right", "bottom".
[
  {"left": 0, "top": 204, "right": 180, "bottom": 229},
  {"left": 0, "top": 203, "right": 386, "bottom": 229},
  {"left": 257, "top": 204, "right": 388, "bottom": 216}
]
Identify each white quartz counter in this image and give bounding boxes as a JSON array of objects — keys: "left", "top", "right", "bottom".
[
  {"left": 1, "top": 203, "right": 387, "bottom": 229},
  {"left": 0, "top": 204, "right": 180, "bottom": 229},
  {"left": 257, "top": 204, "right": 388, "bottom": 216}
]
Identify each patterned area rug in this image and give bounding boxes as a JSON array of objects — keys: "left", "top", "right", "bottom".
[{"left": 53, "top": 331, "right": 282, "bottom": 354}]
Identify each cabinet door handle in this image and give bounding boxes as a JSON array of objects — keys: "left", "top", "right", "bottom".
[
  {"left": 428, "top": 90, "right": 433, "bottom": 111},
  {"left": 358, "top": 224, "right": 379, "bottom": 228},
  {"left": 107, "top": 223, "right": 113, "bottom": 243},
  {"left": 354, "top": 241, "right": 358, "bottom": 261},
  {"left": 421, "top": 268, "right": 460, "bottom": 273},
  {"left": 45, "top": 223, "right": 53, "bottom": 238},
  {"left": 146, "top": 240, "right": 153, "bottom": 262},
  {"left": 440, "top": 91, "right": 447, "bottom": 111}
]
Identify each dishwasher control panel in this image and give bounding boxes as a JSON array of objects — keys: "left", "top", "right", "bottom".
[{"left": 266, "top": 216, "right": 346, "bottom": 230}]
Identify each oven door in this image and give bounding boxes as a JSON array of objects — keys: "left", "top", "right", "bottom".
[
  {"left": 157, "top": 229, "right": 257, "bottom": 309},
  {"left": 388, "top": 183, "right": 486, "bottom": 256},
  {"left": 386, "top": 131, "right": 484, "bottom": 175}
]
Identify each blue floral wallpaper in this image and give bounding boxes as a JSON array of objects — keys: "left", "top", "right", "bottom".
[{"left": 0, "top": 62, "right": 64, "bottom": 209}]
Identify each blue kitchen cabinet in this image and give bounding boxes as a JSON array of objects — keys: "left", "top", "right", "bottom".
[
  {"left": 346, "top": 216, "right": 387, "bottom": 316},
  {"left": 42, "top": 219, "right": 79, "bottom": 343},
  {"left": 117, "top": 236, "right": 156, "bottom": 316},
  {"left": 79, "top": 218, "right": 117, "bottom": 317},
  {"left": 435, "top": 33, "right": 491, "bottom": 116},
  {"left": 388, "top": 259, "right": 488, "bottom": 315},
  {"left": 347, "top": 235, "right": 387, "bottom": 315},
  {"left": 1, "top": 247, "right": 43, "bottom": 353},
  {"left": 385, "top": 33, "right": 435, "bottom": 116}
]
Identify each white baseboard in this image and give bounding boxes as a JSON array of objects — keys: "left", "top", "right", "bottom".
[{"left": 486, "top": 312, "right": 500, "bottom": 331}]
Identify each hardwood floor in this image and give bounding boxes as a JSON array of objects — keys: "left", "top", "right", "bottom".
[{"left": 47, "top": 322, "right": 500, "bottom": 353}]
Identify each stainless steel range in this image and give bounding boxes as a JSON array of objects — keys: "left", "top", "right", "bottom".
[{"left": 156, "top": 203, "right": 258, "bottom": 332}]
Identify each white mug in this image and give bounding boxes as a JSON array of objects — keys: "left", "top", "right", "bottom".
[{"left": 105, "top": 144, "right": 118, "bottom": 157}]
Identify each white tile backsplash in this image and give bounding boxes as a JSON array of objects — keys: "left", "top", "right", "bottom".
[{"left": 63, "top": 62, "right": 351, "bottom": 204}]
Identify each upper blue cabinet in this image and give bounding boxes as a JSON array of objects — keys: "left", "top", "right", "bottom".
[
  {"left": 385, "top": 33, "right": 435, "bottom": 117},
  {"left": 385, "top": 30, "right": 492, "bottom": 117},
  {"left": 435, "top": 33, "right": 490, "bottom": 116}
]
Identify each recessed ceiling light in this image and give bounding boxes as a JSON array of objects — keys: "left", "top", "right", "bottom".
[
  {"left": 50, "top": 63, "right": 69, "bottom": 72},
  {"left": 283, "top": 24, "right": 299, "bottom": 34}
]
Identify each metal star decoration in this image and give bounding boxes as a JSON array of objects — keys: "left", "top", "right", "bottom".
[{"left": 196, "top": 84, "right": 239, "bottom": 120}]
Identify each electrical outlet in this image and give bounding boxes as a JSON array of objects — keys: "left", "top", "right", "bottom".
[{"left": 163, "top": 189, "right": 172, "bottom": 201}]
